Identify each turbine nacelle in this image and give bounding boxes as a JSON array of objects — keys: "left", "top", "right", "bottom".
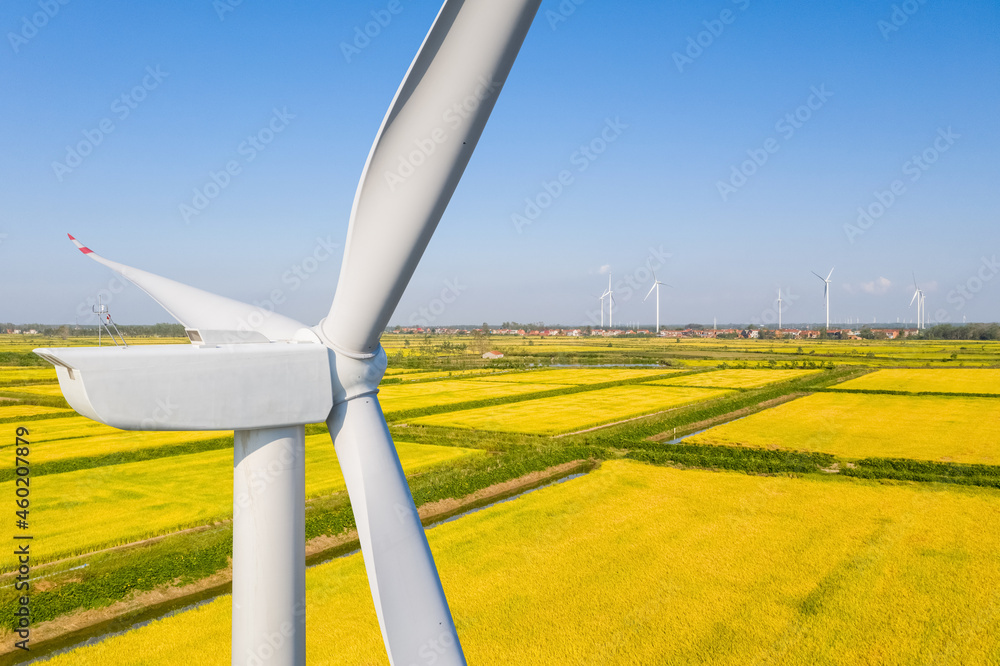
[{"left": 34, "top": 338, "right": 387, "bottom": 431}]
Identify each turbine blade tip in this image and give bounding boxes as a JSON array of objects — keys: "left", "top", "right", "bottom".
[{"left": 67, "top": 234, "right": 93, "bottom": 254}]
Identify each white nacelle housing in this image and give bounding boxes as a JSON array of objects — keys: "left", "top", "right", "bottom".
[{"left": 34, "top": 343, "right": 334, "bottom": 430}]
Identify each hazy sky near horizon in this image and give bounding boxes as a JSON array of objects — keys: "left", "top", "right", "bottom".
[{"left": 2, "top": 0, "right": 998, "bottom": 329}]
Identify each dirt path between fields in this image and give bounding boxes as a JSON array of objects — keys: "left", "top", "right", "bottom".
[
  {"left": 647, "top": 392, "right": 806, "bottom": 442},
  {"left": 0, "top": 523, "right": 226, "bottom": 579},
  {"left": 552, "top": 395, "right": 737, "bottom": 438},
  {"left": 0, "top": 459, "right": 594, "bottom": 657}
]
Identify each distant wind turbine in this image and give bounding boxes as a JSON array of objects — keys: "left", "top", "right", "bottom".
[
  {"left": 811, "top": 267, "right": 834, "bottom": 329},
  {"left": 777, "top": 289, "right": 783, "bottom": 330},
  {"left": 910, "top": 273, "right": 925, "bottom": 330},
  {"left": 602, "top": 274, "right": 615, "bottom": 328},
  {"left": 643, "top": 271, "right": 670, "bottom": 334}
]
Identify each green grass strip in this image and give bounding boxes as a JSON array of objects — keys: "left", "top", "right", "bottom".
[
  {"left": 0, "top": 526, "right": 233, "bottom": 629},
  {"left": 815, "top": 387, "right": 1000, "bottom": 398},
  {"left": 626, "top": 444, "right": 835, "bottom": 475},
  {"left": 841, "top": 458, "right": 1000, "bottom": 488},
  {"left": 0, "top": 352, "right": 51, "bottom": 367}
]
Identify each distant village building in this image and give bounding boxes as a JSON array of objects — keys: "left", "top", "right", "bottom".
[{"left": 482, "top": 351, "right": 504, "bottom": 360}]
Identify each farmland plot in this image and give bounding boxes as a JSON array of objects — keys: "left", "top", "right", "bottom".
[
  {"left": 412, "top": 385, "right": 732, "bottom": 435},
  {"left": 378, "top": 380, "right": 571, "bottom": 414},
  {"left": 45, "top": 460, "right": 1000, "bottom": 665},
  {"left": 688, "top": 392, "right": 1000, "bottom": 464},
  {"left": 468, "top": 367, "right": 684, "bottom": 385},
  {"left": 831, "top": 368, "right": 1000, "bottom": 395}
]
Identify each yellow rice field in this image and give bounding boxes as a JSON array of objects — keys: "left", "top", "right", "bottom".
[
  {"left": 468, "top": 367, "right": 683, "bottom": 385},
  {"left": 378, "top": 380, "right": 570, "bottom": 414},
  {"left": 411, "top": 386, "right": 732, "bottom": 435},
  {"left": 644, "top": 368, "right": 822, "bottom": 389},
  {"left": 45, "top": 460, "right": 1000, "bottom": 665},
  {"left": 5, "top": 438, "right": 481, "bottom": 563},
  {"left": 0, "top": 404, "right": 73, "bottom": 420},
  {"left": 5, "top": 415, "right": 126, "bottom": 442},
  {"left": 688, "top": 392, "right": 1000, "bottom": 464},
  {"left": 0, "top": 383, "right": 67, "bottom": 398},
  {"left": 0, "top": 415, "right": 230, "bottom": 466},
  {"left": 383, "top": 369, "right": 504, "bottom": 382},
  {"left": 0, "top": 366, "right": 57, "bottom": 385},
  {"left": 831, "top": 368, "right": 1000, "bottom": 394}
]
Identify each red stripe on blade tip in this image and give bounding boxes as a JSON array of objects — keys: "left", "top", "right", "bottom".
[{"left": 67, "top": 233, "right": 93, "bottom": 253}]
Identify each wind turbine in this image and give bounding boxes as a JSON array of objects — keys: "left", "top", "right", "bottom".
[
  {"left": 602, "top": 274, "right": 615, "bottom": 329},
  {"left": 910, "top": 273, "right": 925, "bottom": 330},
  {"left": 643, "top": 271, "right": 670, "bottom": 334},
  {"left": 35, "top": 3, "right": 542, "bottom": 664},
  {"left": 776, "top": 289, "right": 783, "bottom": 330},
  {"left": 812, "top": 267, "right": 834, "bottom": 329}
]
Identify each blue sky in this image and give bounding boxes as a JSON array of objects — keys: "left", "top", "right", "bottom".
[{"left": 2, "top": 0, "right": 998, "bottom": 328}]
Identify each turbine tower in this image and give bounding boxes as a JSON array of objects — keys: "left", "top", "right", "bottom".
[
  {"left": 812, "top": 267, "right": 834, "bottom": 330},
  {"left": 643, "top": 271, "right": 670, "bottom": 334},
  {"left": 777, "top": 289, "right": 783, "bottom": 331},
  {"left": 35, "top": 3, "right": 542, "bottom": 664}
]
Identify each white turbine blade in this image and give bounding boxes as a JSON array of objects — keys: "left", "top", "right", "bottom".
[
  {"left": 67, "top": 235, "right": 305, "bottom": 341},
  {"left": 909, "top": 290, "right": 919, "bottom": 306},
  {"left": 323, "top": 0, "right": 542, "bottom": 355},
  {"left": 328, "top": 396, "right": 465, "bottom": 665},
  {"left": 826, "top": 267, "right": 835, "bottom": 281},
  {"left": 811, "top": 271, "right": 825, "bottom": 281},
  {"left": 643, "top": 283, "right": 656, "bottom": 301}
]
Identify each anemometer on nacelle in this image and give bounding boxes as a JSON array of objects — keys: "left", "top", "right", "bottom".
[{"left": 92, "top": 296, "right": 126, "bottom": 347}]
